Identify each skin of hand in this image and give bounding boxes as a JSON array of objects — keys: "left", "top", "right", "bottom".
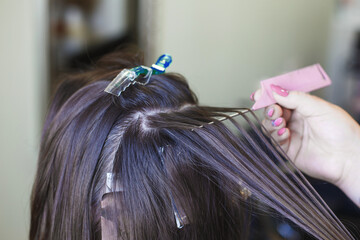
[{"left": 252, "top": 85, "right": 360, "bottom": 207}]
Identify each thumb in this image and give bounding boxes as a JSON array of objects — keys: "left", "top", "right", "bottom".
[{"left": 271, "top": 85, "right": 325, "bottom": 116}]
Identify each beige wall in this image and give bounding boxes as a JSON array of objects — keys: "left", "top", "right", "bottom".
[
  {"left": 0, "top": 0, "right": 47, "bottom": 239},
  {"left": 142, "top": 0, "right": 335, "bottom": 107}
]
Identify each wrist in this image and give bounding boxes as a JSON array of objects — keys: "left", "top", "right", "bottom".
[{"left": 337, "top": 147, "right": 360, "bottom": 207}]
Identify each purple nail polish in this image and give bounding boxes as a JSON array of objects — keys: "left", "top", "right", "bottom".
[
  {"left": 270, "top": 84, "right": 289, "bottom": 97},
  {"left": 278, "top": 128, "right": 286, "bottom": 136},
  {"left": 267, "top": 108, "right": 274, "bottom": 117},
  {"left": 271, "top": 118, "right": 283, "bottom": 127}
]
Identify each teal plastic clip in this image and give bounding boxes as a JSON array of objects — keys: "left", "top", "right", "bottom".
[
  {"left": 151, "top": 54, "right": 173, "bottom": 74},
  {"left": 104, "top": 54, "right": 173, "bottom": 96}
]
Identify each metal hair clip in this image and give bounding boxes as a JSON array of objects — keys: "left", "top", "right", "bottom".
[{"left": 104, "top": 54, "right": 173, "bottom": 96}]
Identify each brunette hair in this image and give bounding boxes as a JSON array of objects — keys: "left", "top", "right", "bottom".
[{"left": 30, "top": 48, "right": 355, "bottom": 240}]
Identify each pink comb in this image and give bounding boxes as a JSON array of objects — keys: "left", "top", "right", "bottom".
[{"left": 251, "top": 64, "right": 332, "bottom": 110}]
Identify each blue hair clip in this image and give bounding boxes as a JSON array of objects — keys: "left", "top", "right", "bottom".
[
  {"left": 151, "top": 54, "right": 173, "bottom": 74},
  {"left": 104, "top": 54, "right": 173, "bottom": 96}
]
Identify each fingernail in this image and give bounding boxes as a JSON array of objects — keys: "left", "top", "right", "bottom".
[
  {"left": 278, "top": 128, "right": 286, "bottom": 136},
  {"left": 271, "top": 84, "right": 289, "bottom": 97},
  {"left": 250, "top": 92, "right": 255, "bottom": 101},
  {"left": 271, "top": 118, "right": 283, "bottom": 127},
  {"left": 267, "top": 108, "right": 274, "bottom": 117}
]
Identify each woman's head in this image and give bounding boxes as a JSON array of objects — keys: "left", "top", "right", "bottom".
[{"left": 30, "top": 48, "right": 354, "bottom": 240}]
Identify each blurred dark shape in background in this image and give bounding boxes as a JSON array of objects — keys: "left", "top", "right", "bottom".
[{"left": 49, "top": 0, "right": 139, "bottom": 93}]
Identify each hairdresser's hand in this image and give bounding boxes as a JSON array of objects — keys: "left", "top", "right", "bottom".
[{"left": 252, "top": 86, "right": 360, "bottom": 207}]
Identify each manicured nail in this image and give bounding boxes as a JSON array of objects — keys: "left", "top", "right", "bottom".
[
  {"left": 271, "top": 84, "right": 289, "bottom": 97},
  {"left": 271, "top": 118, "right": 283, "bottom": 127},
  {"left": 250, "top": 92, "right": 255, "bottom": 101},
  {"left": 278, "top": 128, "right": 286, "bottom": 136},
  {"left": 267, "top": 108, "right": 274, "bottom": 117}
]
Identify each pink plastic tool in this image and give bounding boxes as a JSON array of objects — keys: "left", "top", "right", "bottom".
[{"left": 251, "top": 64, "right": 332, "bottom": 110}]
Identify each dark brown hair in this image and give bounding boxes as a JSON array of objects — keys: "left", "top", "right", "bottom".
[{"left": 30, "top": 48, "right": 355, "bottom": 239}]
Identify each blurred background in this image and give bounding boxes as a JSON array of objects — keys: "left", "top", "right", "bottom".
[{"left": 1, "top": 0, "right": 360, "bottom": 239}]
